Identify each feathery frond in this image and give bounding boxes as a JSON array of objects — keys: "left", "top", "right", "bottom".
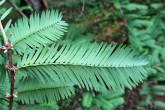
[
  {"left": 0, "top": 98, "right": 8, "bottom": 110},
  {"left": 9, "top": 10, "right": 68, "bottom": 53},
  {"left": 17, "top": 42, "right": 149, "bottom": 93},
  {"left": 0, "top": 78, "right": 10, "bottom": 110},
  {"left": 16, "top": 77, "right": 75, "bottom": 104}
]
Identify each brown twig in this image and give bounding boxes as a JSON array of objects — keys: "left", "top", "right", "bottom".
[
  {"left": 0, "top": 21, "right": 15, "bottom": 110},
  {"left": 41, "top": 0, "right": 48, "bottom": 9},
  {"left": 7, "top": 46, "right": 15, "bottom": 110},
  {"left": 7, "top": 0, "right": 28, "bottom": 18}
]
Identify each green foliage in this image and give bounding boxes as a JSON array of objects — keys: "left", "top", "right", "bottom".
[
  {"left": 0, "top": 98, "right": 8, "bottom": 110},
  {"left": 9, "top": 9, "right": 68, "bottom": 53},
  {"left": 0, "top": 0, "right": 152, "bottom": 110},
  {"left": 16, "top": 42, "right": 148, "bottom": 91},
  {"left": 81, "top": 89, "right": 124, "bottom": 110},
  {"left": 122, "top": 0, "right": 165, "bottom": 64},
  {"left": 139, "top": 82, "right": 165, "bottom": 109},
  {"left": 121, "top": 0, "right": 165, "bottom": 109},
  {"left": 0, "top": 78, "right": 11, "bottom": 110},
  {"left": 0, "top": 7, "right": 12, "bottom": 20},
  {"left": 154, "top": 101, "right": 165, "bottom": 109},
  {"left": 17, "top": 78, "right": 75, "bottom": 104},
  {"left": 0, "top": 65, "right": 6, "bottom": 83}
]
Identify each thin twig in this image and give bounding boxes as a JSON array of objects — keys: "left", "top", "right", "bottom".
[
  {"left": 8, "top": 48, "right": 15, "bottom": 110},
  {"left": 7, "top": 0, "right": 28, "bottom": 18},
  {"left": 152, "top": 62, "right": 165, "bottom": 68},
  {"left": 0, "top": 20, "right": 15, "bottom": 110},
  {"left": 41, "top": 0, "right": 48, "bottom": 9},
  {"left": 76, "top": 0, "right": 85, "bottom": 21}
]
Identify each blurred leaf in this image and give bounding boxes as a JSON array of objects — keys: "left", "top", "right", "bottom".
[
  {"left": 4, "top": 19, "right": 12, "bottom": 32},
  {"left": 122, "top": 3, "right": 148, "bottom": 11},
  {"left": 112, "top": 0, "right": 121, "bottom": 9},
  {"left": 13, "top": 0, "right": 20, "bottom": 5},
  {"left": 152, "top": 85, "right": 165, "bottom": 92},
  {"left": 0, "top": 7, "right": 12, "bottom": 20},
  {"left": 82, "top": 92, "right": 93, "bottom": 108},
  {"left": 151, "top": 3, "right": 164, "bottom": 10},
  {"left": 0, "top": 0, "right": 5, "bottom": 6},
  {"left": 154, "top": 101, "right": 165, "bottom": 109},
  {"left": 108, "top": 97, "right": 124, "bottom": 109},
  {"left": 19, "top": 6, "right": 33, "bottom": 11}
]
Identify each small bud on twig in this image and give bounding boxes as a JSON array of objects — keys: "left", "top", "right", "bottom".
[
  {"left": 5, "top": 93, "right": 11, "bottom": 98},
  {"left": 4, "top": 65, "right": 18, "bottom": 72},
  {"left": 13, "top": 92, "right": 18, "bottom": 98}
]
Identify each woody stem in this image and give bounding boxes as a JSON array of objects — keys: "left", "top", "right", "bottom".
[{"left": 0, "top": 20, "right": 15, "bottom": 110}]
